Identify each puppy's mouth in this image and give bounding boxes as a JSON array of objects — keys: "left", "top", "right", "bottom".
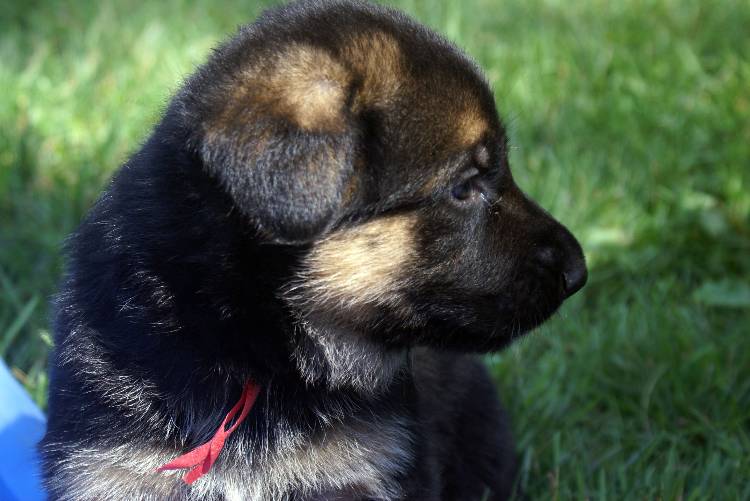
[
  {"left": 493, "top": 296, "right": 561, "bottom": 343},
  {"left": 457, "top": 266, "right": 586, "bottom": 350}
]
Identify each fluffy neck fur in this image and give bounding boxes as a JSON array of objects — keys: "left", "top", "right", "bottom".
[{"left": 57, "top": 127, "right": 409, "bottom": 434}]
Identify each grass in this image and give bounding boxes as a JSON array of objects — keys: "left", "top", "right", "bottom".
[{"left": 1, "top": 0, "right": 748, "bottom": 498}]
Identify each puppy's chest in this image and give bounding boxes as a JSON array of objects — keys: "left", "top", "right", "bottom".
[{"left": 198, "top": 416, "right": 415, "bottom": 501}]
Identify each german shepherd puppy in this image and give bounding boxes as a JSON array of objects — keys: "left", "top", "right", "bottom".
[{"left": 40, "top": 1, "right": 587, "bottom": 499}]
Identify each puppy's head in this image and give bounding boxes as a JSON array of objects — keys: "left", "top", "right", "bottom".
[{"left": 181, "top": 1, "right": 586, "bottom": 353}]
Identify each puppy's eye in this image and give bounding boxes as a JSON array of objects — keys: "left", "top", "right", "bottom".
[{"left": 451, "top": 168, "right": 484, "bottom": 203}]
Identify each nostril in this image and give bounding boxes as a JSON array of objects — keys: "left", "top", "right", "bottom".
[{"left": 562, "top": 261, "right": 587, "bottom": 298}]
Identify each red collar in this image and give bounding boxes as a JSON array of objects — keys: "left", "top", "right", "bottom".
[{"left": 156, "top": 381, "right": 261, "bottom": 484}]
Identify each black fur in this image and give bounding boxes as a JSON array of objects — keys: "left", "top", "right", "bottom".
[{"left": 41, "top": 1, "right": 586, "bottom": 499}]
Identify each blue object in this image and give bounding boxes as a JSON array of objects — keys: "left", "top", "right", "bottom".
[{"left": 0, "top": 360, "right": 46, "bottom": 501}]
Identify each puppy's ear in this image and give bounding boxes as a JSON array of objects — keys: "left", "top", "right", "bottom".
[{"left": 196, "top": 45, "right": 358, "bottom": 244}]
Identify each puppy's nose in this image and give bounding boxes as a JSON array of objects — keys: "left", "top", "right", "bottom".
[
  {"left": 557, "top": 227, "right": 587, "bottom": 298},
  {"left": 562, "top": 256, "right": 587, "bottom": 298},
  {"left": 534, "top": 225, "right": 587, "bottom": 299}
]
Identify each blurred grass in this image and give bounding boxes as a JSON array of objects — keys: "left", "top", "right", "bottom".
[{"left": 1, "top": 0, "right": 748, "bottom": 498}]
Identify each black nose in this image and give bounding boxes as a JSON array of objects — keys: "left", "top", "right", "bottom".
[
  {"left": 534, "top": 226, "right": 588, "bottom": 299},
  {"left": 562, "top": 258, "right": 587, "bottom": 298},
  {"left": 558, "top": 226, "right": 587, "bottom": 298}
]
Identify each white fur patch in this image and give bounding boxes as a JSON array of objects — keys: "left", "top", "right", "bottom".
[{"left": 45, "top": 416, "right": 414, "bottom": 500}]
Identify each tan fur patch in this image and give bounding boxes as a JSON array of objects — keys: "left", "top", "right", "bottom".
[
  {"left": 455, "top": 106, "right": 488, "bottom": 148},
  {"left": 248, "top": 417, "right": 413, "bottom": 499},
  {"left": 208, "top": 44, "right": 351, "bottom": 135},
  {"left": 296, "top": 214, "right": 417, "bottom": 310},
  {"left": 342, "top": 31, "right": 406, "bottom": 110},
  {"left": 267, "top": 45, "right": 350, "bottom": 131}
]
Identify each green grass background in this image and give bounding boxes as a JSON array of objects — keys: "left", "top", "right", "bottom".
[{"left": 1, "top": 0, "right": 749, "bottom": 498}]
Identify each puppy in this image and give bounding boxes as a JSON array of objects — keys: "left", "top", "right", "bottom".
[{"left": 40, "top": 1, "right": 587, "bottom": 499}]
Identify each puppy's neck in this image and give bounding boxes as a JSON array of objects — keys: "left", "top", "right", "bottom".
[{"left": 291, "top": 319, "right": 409, "bottom": 394}]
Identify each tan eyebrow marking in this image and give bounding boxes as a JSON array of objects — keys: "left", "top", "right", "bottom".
[{"left": 454, "top": 107, "right": 488, "bottom": 148}]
